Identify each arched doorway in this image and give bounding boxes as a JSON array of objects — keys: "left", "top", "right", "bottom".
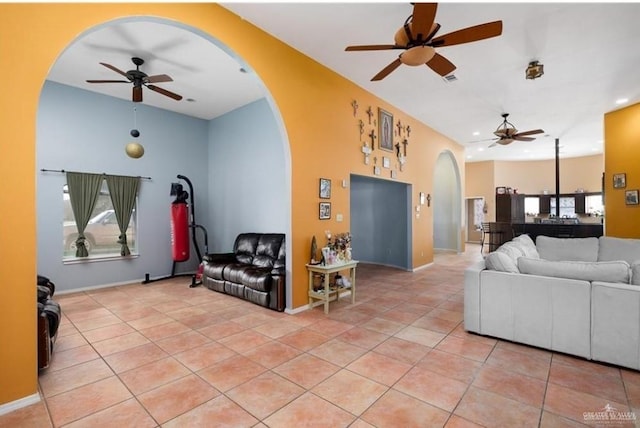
[
  {"left": 433, "top": 150, "right": 462, "bottom": 252},
  {"left": 36, "top": 17, "right": 293, "bottom": 306}
]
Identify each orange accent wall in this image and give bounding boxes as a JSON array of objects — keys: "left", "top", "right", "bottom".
[
  {"left": 604, "top": 103, "right": 640, "bottom": 238},
  {"left": 0, "top": 3, "right": 463, "bottom": 405}
]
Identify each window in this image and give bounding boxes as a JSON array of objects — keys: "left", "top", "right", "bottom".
[
  {"left": 586, "top": 194, "right": 604, "bottom": 216},
  {"left": 524, "top": 196, "right": 540, "bottom": 216},
  {"left": 550, "top": 196, "right": 576, "bottom": 217},
  {"left": 63, "top": 182, "right": 138, "bottom": 259}
]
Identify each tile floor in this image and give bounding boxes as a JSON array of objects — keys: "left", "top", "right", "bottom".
[{"left": 3, "top": 244, "right": 640, "bottom": 427}]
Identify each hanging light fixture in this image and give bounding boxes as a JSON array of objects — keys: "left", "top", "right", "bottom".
[
  {"left": 525, "top": 60, "right": 544, "bottom": 80},
  {"left": 126, "top": 105, "right": 144, "bottom": 159}
]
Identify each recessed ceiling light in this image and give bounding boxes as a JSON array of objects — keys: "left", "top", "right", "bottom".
[
  {"left": 477, "top": 147, "right": 484, "bottom": 152},
  {"left": 472, "top": 131, "right": 480, "bottom": 136},
  {"left": 466, "top": 155, "right": 473, "bottom": 159},
  {"left": 591, "top": 147, "right": 598, "bottom": 151},
  {"left": 523, "top": 149, "right": 530, "bottom": 153},
  {"left": 615, "top": 98, "right": 629, "bottom": 105}
]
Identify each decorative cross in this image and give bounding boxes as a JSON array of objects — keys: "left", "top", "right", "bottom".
[
  {"left": 402, "top": 138, "right": 409, "bottom": 156},
  {"left": 361, "top": 142, "right": 372, "bottom": 165},
  {"left": 351, "top": 100, "right": 359, "bottom": 117},
  {"left": 406, "top": 125, "right": 411, "bottom": 138},
  {"left": 368, "top": 129, "right": 376, "bottom": 150},
  {"left": 395, "top": 142, "right": 401, "bottom": 157},
  {"left": 358, "top": 120, "right": 365, "bottom": 140},
  {"left": 396, "top": 120, "right": 403, "bottom": 137},
  {"left": 366, "top": 106, "right": 374, "bottom": 125}
]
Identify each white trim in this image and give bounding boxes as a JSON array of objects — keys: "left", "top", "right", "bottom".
[
  {"left": 54, "top": 272, "right": 195, "bottom": 295},
  {"left": 0, "top": 393, "right": 40, "bottom": 416},
  {"left": 412, "top": 262, "right": 434, "bottom": 272}
]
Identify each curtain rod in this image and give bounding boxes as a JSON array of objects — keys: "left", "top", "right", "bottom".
[{"left": 40, "top": 168, "right": 151, "bottom": 180}]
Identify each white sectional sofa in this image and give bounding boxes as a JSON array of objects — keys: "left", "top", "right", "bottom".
[{"left": 464, "top": 234, "right": 640, "bottom": 370}]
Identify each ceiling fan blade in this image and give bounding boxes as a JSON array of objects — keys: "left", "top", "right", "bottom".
[
  {"left": 145, "top": 74, "right": 173, "bottom": 84},
  {"left": 133, "top": 86, "right": 142, "bottom": 103},
  {"left": 430, "top": 21, "right": 503, "bottom": 47},
  {"left": 346, "top": 45, "right": 401, "bottom": 51},
  {"left": 146, "top": 84, "right": 183, "bottom": 101},
  {"left": 86, "top": 80, "right": 129, "bottom": 83},
  {"left": 426, "top": 53, "right": 456, "bottom": 76},
  {"left": 488, "top": 142, "right": 498, "bottom": 148},
  {"left": 371, "top": 58, "right": 403, "bottom": 81},
  {"left": 410, "top": 3, "right": 438, "bottom": 41},
  {"left": 514, "top": 129, "right": 544, "bottom": 137},
  {"left": 99, "top": 62, "right": 130, "bottom": 79},
  {"left": 514, "top": 136, "right": 536, "bottom": 142}
]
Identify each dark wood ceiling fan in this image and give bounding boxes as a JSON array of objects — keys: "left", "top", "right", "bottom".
[
  {"left": 488, "top": 113, "right": 544, "bottom": 147},
  {"left": 344, "top": 3, "right": 503, "bottom": 81},
  {"left": 86, "top": 57, "right": 182, "bottom": 103}
]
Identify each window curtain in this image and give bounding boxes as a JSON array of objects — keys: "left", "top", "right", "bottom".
[
  {"left": 106, "top": 175, "right": 140, "bottom": 256},
  {"left": 66, "top": 172, "right": 103, "bottom": 257}
]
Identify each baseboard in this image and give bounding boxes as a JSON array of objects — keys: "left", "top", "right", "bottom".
[
  {"left": 284, "top": 290, "right": 354, "bottom": 315},
  {"left": 412, "top": 262, "right": 434, "bottom": 272},
  {"left": 0, "top": 393, "right": 40, "bottom": 416}
]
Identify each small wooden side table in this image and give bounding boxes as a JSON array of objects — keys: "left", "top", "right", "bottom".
[{"left": 306, "top": 260, "right": 358, "bottom": 314}]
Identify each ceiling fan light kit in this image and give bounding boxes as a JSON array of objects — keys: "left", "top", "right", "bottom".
[{"left": 526, "top": 60, "right": 544, "bottom": 80}]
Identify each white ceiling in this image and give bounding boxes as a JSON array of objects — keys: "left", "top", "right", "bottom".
[{"left": 47, "top": 3, "right": 640, "bottom": 162}]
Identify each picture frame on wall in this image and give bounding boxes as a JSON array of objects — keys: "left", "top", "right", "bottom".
[
  {"left": 614, "top": 173, "right": 627, "bottom": 189},
  {"left": 625, "top": 189, "right": 639, "bottom": 205},
  {"left": 319, "top": 202, "right": 331, "bottom": 219},
  {"left": 378, "top": 108, "right": 394, "bottom": 151},
  {"left": 319, "top": 178, "right": 331, "bottom": 199}
]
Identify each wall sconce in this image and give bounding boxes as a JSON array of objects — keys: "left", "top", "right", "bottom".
[
  {"left": 419, "top": 192, "right": 425, "bottom": 205},
  {"left": 426, "top": 194, "right": 431, "bottom": 207},
  {"left": 342, "top": 179, "right": 348, "bottom": 188}
]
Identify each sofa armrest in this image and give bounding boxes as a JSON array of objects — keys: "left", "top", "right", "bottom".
[
  {"left": 270, "top": 266, "right": 285, "bottom": 276},
  {"left": 464, "top": 260, "right": 485, "bottom": 333},
  {"left": 204, "top": 252, "right": 236, "bottom": 264},
  {"left": 591, "top": 281, "right": 640, "bottom": 370}
]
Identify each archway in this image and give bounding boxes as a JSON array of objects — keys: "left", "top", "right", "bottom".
[
  {"left": 433, "top": 150, "right": 462, "bottom": 252},
  {"left": 36, "top": 17, "right": 293, "bottom": 306}
]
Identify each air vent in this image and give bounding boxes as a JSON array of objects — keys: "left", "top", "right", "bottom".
[{"left": 443, "top": 74, "right": 458, "bottom": 82}]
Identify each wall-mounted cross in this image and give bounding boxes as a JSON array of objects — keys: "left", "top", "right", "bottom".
[
  {"left": 361, "top": 142, "right": 372, "bottom": 165},
  {"left": 402, "top": 138, "right": 409, "bottom": 156},
  {"left": 366, "top": 106, "right": 374, "bottom": 125},
  {"left": 358, "top": 120, "right": 364, "bottom": 140},
  {"left": 406, "top": 125, "right": 411, "bottom": 138},
  {"left": 351, "top": 100, "right": 359, "bottom": 117},
  {"left": 396, "top": 120, "right": 403, "bottom": 136},
  {"left": 368, "top": 129, "right": 376, "bottom": 150}
]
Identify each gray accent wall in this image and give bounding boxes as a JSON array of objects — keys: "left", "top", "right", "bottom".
[
  {"left": 350, "top": 174, "right": 412, "bottom": 270},
  {"left": 37, "top": 81, "right": 209, "bottom": 291},
  {"left": 207, "top": 98, "right": 287, "bottom": 252}
]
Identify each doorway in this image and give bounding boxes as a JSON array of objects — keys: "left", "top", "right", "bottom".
[
  {"left": 465, "top": 197, "right": 485, "bottom": 243},
  {"left": 433, "top": 151, "right": 462, "bottom": 252}
]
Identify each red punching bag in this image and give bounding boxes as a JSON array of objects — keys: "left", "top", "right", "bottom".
[{"left": 170, "top": 202, "right": 190, "bottom": 262}]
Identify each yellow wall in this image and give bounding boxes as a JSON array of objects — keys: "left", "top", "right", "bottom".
[
  {"left": 0, "top": 3, "right": 463, "bottom": 405},
  {"left": 465, "top": 161, "right": 496, "bottom": 221},
  {"left": 604, "top": 103, "right": 640, "bottom": 238}
]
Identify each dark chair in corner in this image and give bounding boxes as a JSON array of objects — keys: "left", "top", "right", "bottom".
[
  {"left": 37, "top": 275, "right": 61, "bottom": 370},
  {"left": 480, "top": 222, "right": 503, "bottom": 253}
]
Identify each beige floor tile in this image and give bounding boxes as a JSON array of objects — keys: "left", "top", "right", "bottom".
[
  {"left": 163, "top": 394, "right": 259, "bottom": 427},
  {"left": 454, "top": 386, "right": 541, "bottom": 428},
  {"left": 197, "top": 355, "right": 267, "bottom": 392},
  {"left": 63, "top": 398, "right": 156, "bottom": 428},
  {"left": 313, "top": 369, "right": 388, "bottom": 415},
  {"left": 361, "top": 389, "right": 449, "bottom": 428},
  {"left": 272, "top": 353, "right": 340, "bottom": 389},
  {"left": 262, "top": 392, "right": 355, "bottom": 428},
  {"left": 119, "top": 356, "right": 190, "bottom": 395},
  {"left": 394, "top": 365, "right": 468, "bottom": 412},
  {"left": 347, "top": 351, "right": 412, "bottom": 386}
]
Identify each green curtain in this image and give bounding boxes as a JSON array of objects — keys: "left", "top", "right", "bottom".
[
  {"left": 66, "top": 172, "right": 103, "bottom": 257},
  {"left": 106, "top": 175, "right": 140, "bottom": 256}
]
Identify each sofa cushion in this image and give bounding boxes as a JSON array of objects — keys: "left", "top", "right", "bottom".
[
  {"left": 598, "top": 236, "right": 640, "bottom": 264},
  {"left": 536, "top": 236, "right": 599, "bottom": 262},
  {"left": 512, "top": 234, "right": 539, "bottom": 259},
  {"left": 485, "top": 251, "right": 519, "bottom": 273},
  {"left": 632, "top": 261, "right": 640, "bottom": 286},
  {"left": 518, "top": 257, "right": 630, "bottom": 283}
]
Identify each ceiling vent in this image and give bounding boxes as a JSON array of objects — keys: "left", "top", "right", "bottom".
[{"left": 443, "top": 74, "right": 458, "bottom": 82}]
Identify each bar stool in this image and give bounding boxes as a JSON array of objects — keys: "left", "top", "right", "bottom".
[{"left": 481, "top": 222, "right": 503, "bottom": 253}]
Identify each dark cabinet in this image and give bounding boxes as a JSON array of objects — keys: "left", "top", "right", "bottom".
[
  {"left": 496, "top": 193, "right": 525, "bottom": 223},
  {"left": 539, "top": 195, "right": 551, "bottom": 214},
  {"left": 574, "top": 194, "right": 586, "bottom": 214}
]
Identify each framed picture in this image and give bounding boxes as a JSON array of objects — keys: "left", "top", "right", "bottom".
[
  {"left": 626, "top": 189, "right": 639, "bottom": 205},
  {"left": 319, "top": 202, "right": 331, "bottom": 219},
  {"left": 496, "top": 186, "right": 506, "bottom": 194},
  {"left": 319, "top": 178, "right": 331, "bottom": 199},
  {"left": 378, "top": 108, "right": 393, "bottom": 151},
  {"left": 382, "top": 156, "right": 390, "bottom": 169},
  {"left": 614, "top": 173, "right": 626, "bottom": 189}
]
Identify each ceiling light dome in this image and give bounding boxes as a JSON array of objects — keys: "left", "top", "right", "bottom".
[{"left": 400, "top": 46, "right": 436, "bottom": 66}]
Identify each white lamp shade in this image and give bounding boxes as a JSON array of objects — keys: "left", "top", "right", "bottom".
[{"left": 400, "top": 46, "right": 436, "bottom": 66}]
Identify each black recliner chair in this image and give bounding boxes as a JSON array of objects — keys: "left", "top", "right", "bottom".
[{"left": 38, "top": 275, "right": 61, "bottom": 370}]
